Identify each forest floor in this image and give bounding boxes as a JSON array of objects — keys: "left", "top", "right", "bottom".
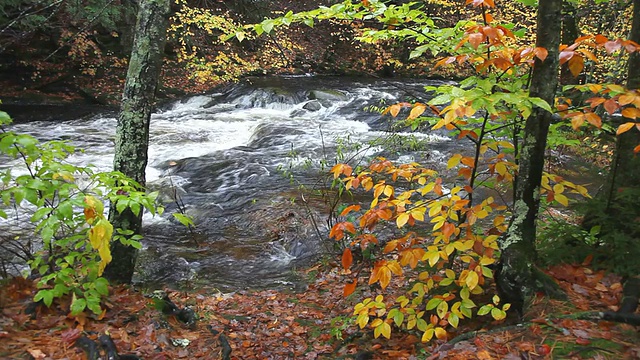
[{"left": 1, "top": 259, "right": 639, "bottom": 360}]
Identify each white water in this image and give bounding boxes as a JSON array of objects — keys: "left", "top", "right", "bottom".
[{"left": 1, "top": 77, "right": 453, "bottom": 288}]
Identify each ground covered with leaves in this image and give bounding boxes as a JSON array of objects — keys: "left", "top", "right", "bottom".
[{"left": 0, "top": 261, "right": 639, "bottom": 360}]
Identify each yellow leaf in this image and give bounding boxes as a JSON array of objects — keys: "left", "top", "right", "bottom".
[
  {"left": 465, "top": 271, "right": 479, "bottom": 290},
  {"left": 555, "top": 193, "right": 569, "bottom": 206},
  {"left": 553, "top": 183, "right": 565, "bottom": 193},
  {"left": 447, "top": 154, "right": 462, "bottom": 169},
  {"left": 494, "top": 161, "right": 507, "bottom": 176},
  {"left": 89, "top": 219, "right": 113, "bottom": 275},
  {"left": 411, "top": 208, "right": 426, "bottom": 222},
  {"left": 357, "top": 313, "right": 369, "bottom": 328},
  {"left": 396, "top": 213, "right": 410, "bottom": 228},
  {"left": 421, "top": 328, "right": 434, "bottom": 342},
  {"left": 375, "top": 322, "right": 391, "bottom": 339},
  {"left": 434, "top": 327, "right": 448, "bottom": 339}
]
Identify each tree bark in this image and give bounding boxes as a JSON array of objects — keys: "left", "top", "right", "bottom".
[
  {"left": 496, "top": 0, "right": 562, "bottom": 316},
  {"left": 103, "top": 0, "right": 170, "bottom": 284},
  {"left": 560, "top": 0, "right": 581, "bottom": 85}
]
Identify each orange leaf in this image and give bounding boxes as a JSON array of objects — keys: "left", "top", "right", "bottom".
[
  {"left": 617, "top": 122, "right": 636, "bottom": 135},
  {"left": 634, "top": 144, "right": 640, "bottom": 153},
  {"left": 533, "top": 47, "right": 548, "bottom": 61},
  {"left": 442, "top": 222, "right": 455, "bottom": 239},
  {"left": 604, "top": 99, "right": 619, "bottom": 115},
  {"left": 331, "top": 163, "right": 353, "bottom": 179},
  {"left": 594, "top": 34, "right": 608, "bottom": 45},
  {"left": 340, "top": 204, "right": 361, "bottom": 216},
  {"left": 344, "top": 280, "right": 357, "bottom": 297},
  {"left": 461, "top": 156, "right": 475, "bottom": 168},
  {"left": 469, "top": 33, "right": 484, "bottom": 49},
  {"left": 434, "top": 56, "right": 456, "bottom": 68},
  {"left": 585, "top": 112, "right": 601, "bottom": 128},
  {"left": 389, "top": 104, "right": 402, "bottom": 117},
  {"left": 408, "top": 104, "right": 427, "bottom": 119},
  {"left": 621, "top": 107, "right": 640, "bottom": 119},
  {"left": 568, "top": 55, "right": 584, "bottom": 77},
  {"left": 342, "top": 248, "right": 353, "bottom": 270},
  {"left": 619, "top": 93, "right": 637, "bottom": 106}
]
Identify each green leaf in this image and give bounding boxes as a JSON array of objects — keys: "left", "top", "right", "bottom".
[
  {"left": 477, "top": 304, "right": 492, "bottom": 316},
  {"left": 416, "top": 318, "right": 428, "bottom": 332},
  {"left": 429, "top": 94, "right": 451, "bottom": 105},
  {"left": 35, "top": 289, "right": 54, "bottom": 307},
  {"left": 129, "top": 201, "right": 141, "bottom": 216},
  {"left": 116, "top": 199, "right": 129, "bottom": 214},
  {"left": 173, "top": 213, "right": 195, "bottom": 227},
  {"left": 31, "top": 207, "right": 52, "bottom": 222},
  {"left": 529, "top": 97, "right": 552, "bottom": 113},
  {"left": 449, "top": 313, "right": 460, "bottom": 328},
  {"left": 71, "top": 297, "right": 87, "bottom": 315},
  {"left": 94, "top": 277, "right": 109, "bottom": 296},
  {"left": 0, "top": 111, "right": 12, "bottom": 125},
  {"left": 426, "top": 297, "right": 442, "bottom": 310},
  {"left": 261, "top": 19, "right": 274, "bottom": 33}
]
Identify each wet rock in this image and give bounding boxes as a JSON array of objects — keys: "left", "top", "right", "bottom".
[
  {"left": 302, "top": 100, "right": 322, "bottom": 111},
  {"left": 308, "top": 89, "right": 349, "bottom": 102}
]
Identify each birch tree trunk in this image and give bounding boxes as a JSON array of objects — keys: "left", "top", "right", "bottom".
[
  {"left": 496, "top": 0, "right": 562, "bottom": 315},
  {"left": 103, "top": 0, "right": 170, "bottom": 284}
]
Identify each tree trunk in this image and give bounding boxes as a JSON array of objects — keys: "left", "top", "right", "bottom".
[
  {"left": 103, "top": 0, "right": 170, "bottom": 284},
  {"left": 560, "top": 0, "right": 580, "bottom": 85},
  {"left": 496, "top": 0, "right": 563, "bottom": 316}
]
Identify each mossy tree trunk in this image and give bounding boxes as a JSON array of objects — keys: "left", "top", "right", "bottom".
[
  {"left": 496, "top": 0, "right": 562, "bottom": 316},
  {"left": 103, "top": 0, "right": 170, "bottom": 284}
]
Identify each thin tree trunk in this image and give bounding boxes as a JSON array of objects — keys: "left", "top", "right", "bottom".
[
  {"left": 560, "top": 0, "right": 580, "bottom": 85},
  {"left": 103, "top": 0, "right": 170, "bottom": 284},
  {"left": 496, "top": 0, "right": 562, "bottom": 316}
]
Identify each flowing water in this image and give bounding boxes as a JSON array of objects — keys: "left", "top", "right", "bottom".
[{"left": 1, "top": 76, "right": 461, "bottom": 290}]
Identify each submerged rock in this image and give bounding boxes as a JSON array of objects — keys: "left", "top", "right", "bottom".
[
  {"left": 302, "top": 100, "right": 322, "bottom": 111},
  {"left": 308, "top": 89, "right": 349, "bottom": 102}
]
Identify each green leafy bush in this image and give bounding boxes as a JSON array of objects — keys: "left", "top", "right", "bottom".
[{"left": 0, "top": 110, "right": 163, "bottom": 315}]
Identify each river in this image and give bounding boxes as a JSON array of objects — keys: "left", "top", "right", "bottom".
[{"left": 0, "top": 76, "right": 467, "bottom": 290}]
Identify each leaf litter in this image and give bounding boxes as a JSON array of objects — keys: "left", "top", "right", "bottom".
[{"left": 0, "top": 262, "right": 638, "bottom": 359}]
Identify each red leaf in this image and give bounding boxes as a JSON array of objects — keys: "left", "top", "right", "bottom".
[{"left": 342, "top": 248, "right": 353, "bottom": 270}]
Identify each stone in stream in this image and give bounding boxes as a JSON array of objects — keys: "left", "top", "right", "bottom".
[
  {"left": 308, "top": 89, "right": 349, "bottom": 102},
  {"left": 302, "top": 100, "right": 322, "bottom": 111}
]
